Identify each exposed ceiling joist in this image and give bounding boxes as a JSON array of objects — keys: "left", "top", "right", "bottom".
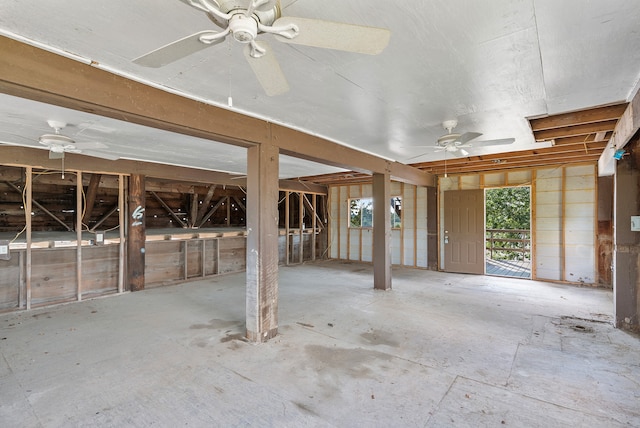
[
  {"left": 0, "top": 146, "right": 327, "bottom": 194},
  {"left": 533, "top": 120, "right": 619, "bottom": 142},
  {"left": 529, "top": 104, "right": 628, "bottom": 131}
]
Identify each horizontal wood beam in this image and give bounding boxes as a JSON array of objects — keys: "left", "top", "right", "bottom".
[
  {"left": 0, "top": 147, "right": 327, "bottom": 193},
  {"left": 272, "top": 124, "right": 433, "bottom": 186},
  {"left": 413, "top": 141, "right": 608, "bottom": 168},
  {"left": 550, "top": 132, "right": 612, "bottom": 145},
  {"left": 422, "top": 154, "right": 601, "bottom": 175},
  {"left": 278, "top": 179, "right": 327, "bottom": 195},
  {"left": 0, "top": 146, "right": 247, "bottom": 185},
  {"left": 533, "top": 120, "right": 618, "bottom": 141},
  {"left": 529, "top": 103, "right": 627, "bottom": 131},
  {"left": 0, "top": 35, "right": 432, "bottom": 187},
  {"left": 599, "top": 86, "right": 640, "bottom": 175}
]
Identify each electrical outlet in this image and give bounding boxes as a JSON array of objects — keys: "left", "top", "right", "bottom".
[
  {"left": 0, "top": 240, "right": 10, "bottom": 261},
  {"left": 631, "top": 216, "right": 640, "bottom": 232}
]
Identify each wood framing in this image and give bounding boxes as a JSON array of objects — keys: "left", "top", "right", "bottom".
[
  {"left": 0, "top": 35, "right": 432, "bottom": 187},
  {"left": 245, "top": 143, "right": 280, "bottom": 342},
  {"left": 372, "top": 173, "right": 392, "bottom": 290},
  {"left": 127, "top": 174, "right": 146, "bottom": 292}
]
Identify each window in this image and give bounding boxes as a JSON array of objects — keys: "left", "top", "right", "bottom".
[
  {"left": 390, "top": 196, "right": 402, "bottom": 228},
  {"left": 349, "top": 198, "right": 373, "bottom": 228},
  {"left": 348, "top": 197, "right": 402, "bottom": 228}
]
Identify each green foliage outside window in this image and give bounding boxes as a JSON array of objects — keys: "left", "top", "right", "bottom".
[
  {"left": 350, "top": 198, "right": 373, "bottom": 227},
  {"left": 349, "top": 197, "right": 402, "bottom": 228},
  {"left": 485, "top": 187, "right": 531, "bottom": 261}
]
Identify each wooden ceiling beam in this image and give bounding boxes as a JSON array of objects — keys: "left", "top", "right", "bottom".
[
  {"left": 421, "top": 154, "right": 601, "bottom": 175},
  {"left": 549, "top": 132, "right": 613, "bottom": 145},
  {"left": 411, "top": 142, "right": 607, "bottom": 167},
  {"left": 300, "top": 141, "right": 609, "bottom": 184},
  {"left": 533, "top": 120, "right": 619, "bottom": 141},
  {"left": 529, "top": 103, "right": 627, "bottom": 131},
  {"left": 0, "top": 35, "right": 432, "bottom": 187},
  {"left": 0, "top": 147, "right": 327, "bottom": 194}
]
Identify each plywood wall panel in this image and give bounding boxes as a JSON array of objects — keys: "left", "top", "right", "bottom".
[
  {"left": 0, "top": 253, "right": 20, "bottom": 310},
  {"left": 218, "top": 237, "right": 246, "bottom": 274},
  {"left": 329, "top": 187, "right": 339, "bottom": 259},
  {"left": 338, "top": 187, "right": 348, "bottom": 260},
  {"left": 507, "top": 170, "right": 532, "bottom": 185},
  {"left": 361, "top": 230, "right": 373, "bottom": 262},
  {"left": 186, "top": 240, "right": 203, "bottom": 278},
  {"left": 391, "top": 230, "right": 401, "bottom": 265},
  {"left": 484, "top": 173, "right": 505, "bottom": 187},
  {"left": 81, "top": 245, "right": 119, "bottom": 295},
  {"left": 31, "top": 248, "right": 77, "bottom": 305},
  {"left": 145, "top": 241, "right": 184, "bottom": 286}
]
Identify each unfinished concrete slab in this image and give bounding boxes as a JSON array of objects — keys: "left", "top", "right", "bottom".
[{"left": 1, "top": 261, "right": 638, "bottom": 427}]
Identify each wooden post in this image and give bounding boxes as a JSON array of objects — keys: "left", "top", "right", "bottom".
[
  {"left": 201, "top": 239, "right": 206, "bottom": 277},
  {"left": 76, "top": 171, "right": 83, "bottom": 301},
  {"left": 83, "top": 173, "right": 101, "bottom": 225},
  {"left": 183, "top": 241, "right": 188, "bottom": 280},
  {"left": 127, "top": 174, "right": 146, "bottom": 292},
  {"left": 373, "top": 172, "right": 392, "bottom": 290},
  {"left": 18, "top": 251, "right": 25, "bottom": 308},
  {"left": 118, "top": 174, "right": 125, "bottom": 293},
  {"left": 190, "top": 193, "right": 199, "bottom": 228},
  {"left": 246, "top": 143, "right": 279, "bottom": 342},
  {"left": 298, "top": 191, "right": 304, "bottom": 263},
  {"left": 25, "top": 167, "right": 32, "bottom": 310},
  {"left": 312, "top": 194, "right": 317, "bottom": 261},
  {"left": 285, "top": 191, "right": 290, "bottom": 265},
  {"left": 196, "top": 185, "right": 216, "bottom": 226}
]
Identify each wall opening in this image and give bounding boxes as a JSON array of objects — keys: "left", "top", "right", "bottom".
[{"left": 485, "top": 186, "right": 531, "bottom": 279}]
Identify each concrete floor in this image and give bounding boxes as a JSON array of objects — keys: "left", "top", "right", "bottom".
[{"left": 1, "top": 260, "right": 639, "bottom": 427}]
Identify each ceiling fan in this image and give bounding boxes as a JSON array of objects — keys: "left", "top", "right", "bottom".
[
  {"left": 36, "top": 120, "right": 118, "bottom": 161},
  {"left": 132, "top": 0, "right": 391, "bottom": 96},
  {"left": 408, "top": 120, "right": 515, "bottom": 160},
  {"left": 1, "top": 119, "right": 119, "bottom": 166}
]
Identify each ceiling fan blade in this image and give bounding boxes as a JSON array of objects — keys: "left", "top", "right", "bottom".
[
  {"left": 178, "top": 0, "right": 209, "bottom": 13},
  {"left": 243, "top": 42, "right": 289, "bottom": 96},
  {"left": 133, "top": 31, "right": 225, "bottom": 67},
  {"left": 273, "top": 17, "right": 390, "bottom": 55},
  {"left": 406, "top": 152, "right": 430, "bottom": 161},
  {"left": 476, "top": 138, "right": 515, "bottom": 146},
  {"left": 458, "top": 132, "right": 482, "bottom": 144},
  {"left": 83, "top": 151, "right": 120, "bottom": 161},
  {"left": 73, "top": 141, "right": 109, "bottom": 150},
  {"left": 458, "top": 148, "right": 470, "bottom": 157}
]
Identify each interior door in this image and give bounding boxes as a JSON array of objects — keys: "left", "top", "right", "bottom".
[{"left": 444, "top": 189, "right": 485, "bottom": 274}]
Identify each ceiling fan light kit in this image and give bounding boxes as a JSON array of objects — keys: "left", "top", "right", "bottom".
[{"left": 133, "top": 0, "right": 391, "bottom": 96}]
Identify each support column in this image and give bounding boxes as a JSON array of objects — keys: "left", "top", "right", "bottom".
[
  {"left": 76, "top": 171, "right": 83, "bottom": 301},
  {"left": 127, "top": 174, "right": 146, "bottom": 292},
  {"left": 25, "top": 167, "right": 32, "bottom": 310},
  {"left": 613, "top": 157, "right": 639, "bottom": 331},
  {"left": 373, "top": 172, "right": 392, "bottom": 290},
  {"left": 246, "top": 143, "right": 280, "bottom": 342}
]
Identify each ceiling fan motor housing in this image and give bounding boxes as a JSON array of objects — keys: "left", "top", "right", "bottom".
[
  {"left": 437, "top": 133, "right": 462, "bottom": 146},
  {"left": 206, "top": 0, "right": 280, "bottom": 29},
  {"left": 229, "top": 13, "right": 258, "bottom": 42}
]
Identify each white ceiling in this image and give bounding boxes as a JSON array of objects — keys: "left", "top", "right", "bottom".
[{"left": 1, "top": 0, "right": 639, "bottom": 179}]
